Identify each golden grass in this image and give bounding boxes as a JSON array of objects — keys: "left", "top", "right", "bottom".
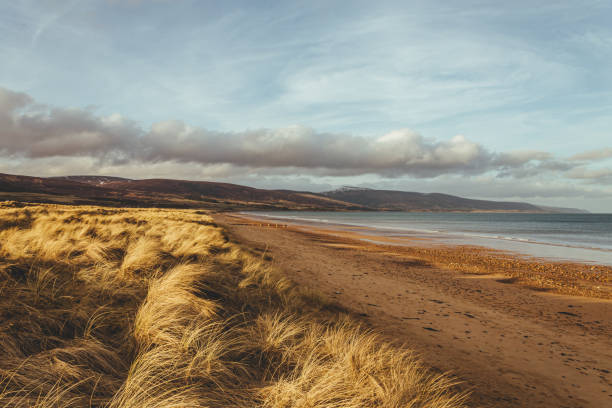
[{"left": 0, "top": 202, "right": 467, "bottom": 407}]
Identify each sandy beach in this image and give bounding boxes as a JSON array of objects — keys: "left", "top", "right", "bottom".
[{"left": 216, "top": 213, "right": 612, "bottom": 408}]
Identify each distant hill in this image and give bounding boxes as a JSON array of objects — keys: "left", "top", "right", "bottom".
[
  {"left": 535, "top": 205, "right": 590, "bottom": 214},
  {"left": 321, "top": 186, "right": 585, "bottom": 213},
  {"left": 0, "top": 173, "right": 365, "bottom": 211},
  {"left": 0, "top": 173, "right": 586, "bottom": 213}
]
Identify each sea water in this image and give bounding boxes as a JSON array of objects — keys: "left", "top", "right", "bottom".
[{"left": 243, "top": 211, "right": 612, "bottom": 266}]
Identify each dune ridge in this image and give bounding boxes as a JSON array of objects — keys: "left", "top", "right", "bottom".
[{"left": 0, "top": 202, "right": 466, "bottom": 407}]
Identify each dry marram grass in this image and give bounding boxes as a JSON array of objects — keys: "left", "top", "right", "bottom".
[{"left": 0, "top": 202, "right": 467, "bottom": 407}]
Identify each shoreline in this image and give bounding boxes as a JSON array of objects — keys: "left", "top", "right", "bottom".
[
  {"left": 215, "top": 212, "right": 612, "bottom": 407},
  {"left": 240, "top": 211, "right": 612, "bottom": 266},
  {"left": 231, "top": 212, "right": 612, "bottom": 299}
]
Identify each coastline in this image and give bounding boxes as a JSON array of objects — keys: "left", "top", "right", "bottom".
[
  {"left": 215, "top": 212, "right": 612, "bottom": 408},
  {"left": 233, "top": 212, "right": 612, "bottom": 299},
  {"left": 241, "top": 210, "right": 612, "bottom": 266}
]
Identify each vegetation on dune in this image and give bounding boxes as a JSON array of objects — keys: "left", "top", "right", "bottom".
[{"left": 0, "top": 202, "right": 467, "bottom": 407}]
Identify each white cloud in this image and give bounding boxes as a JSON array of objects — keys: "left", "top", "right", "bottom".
[
  {"left": 1, "top": 86, "right": 605, "bottom": 181},
  {"left": 570, "top": 148, "right": 612, "bottom": 162},
  {"left": 0, "top": 87, "right": 496, "bottom": 177},
  {"left": 566, "top": 166, "right": 612, "bottom": 181}
]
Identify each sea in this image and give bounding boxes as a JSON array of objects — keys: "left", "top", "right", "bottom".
[{"left": 242, "top": 211, "right": 612, "bottom": 266}]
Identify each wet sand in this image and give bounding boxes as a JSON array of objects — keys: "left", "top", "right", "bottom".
[{"left": 215, "top": 213, "right": 612, "bottom": 408}]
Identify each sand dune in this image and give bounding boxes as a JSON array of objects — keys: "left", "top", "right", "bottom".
[{"left": 0, "top": 202, "right": 466, "bottom": 407}]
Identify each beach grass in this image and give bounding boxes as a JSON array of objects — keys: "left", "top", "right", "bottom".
[{"left": 0, "top": 202, "right": 467, "bottom": 407}]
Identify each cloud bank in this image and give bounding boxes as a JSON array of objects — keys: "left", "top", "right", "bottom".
[{"left": 1, "top": 87, "right": 590, "bottom": 178}]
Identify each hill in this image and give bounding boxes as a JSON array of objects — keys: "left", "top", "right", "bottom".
[
  {"left": 0, "top": 173, "right": 365, "bottom": 211},
  {"left": 0, "top": 173, "right": 584, "bottom": 212},
  {"left": 321, "top": 186, "right": 544, "bottom": 212}
]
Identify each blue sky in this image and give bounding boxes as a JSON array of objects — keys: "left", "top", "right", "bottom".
[{"left": 1, "top": 0, "right": 611, "bottom": 211}]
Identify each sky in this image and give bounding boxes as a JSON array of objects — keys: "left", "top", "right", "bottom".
[{"left": 1, "top": 0, "right": 611, "bottom": 211}]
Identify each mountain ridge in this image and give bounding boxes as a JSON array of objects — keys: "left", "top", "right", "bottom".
[{"left": 0, "top": 173, "right": 587, "bottom": 213}]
